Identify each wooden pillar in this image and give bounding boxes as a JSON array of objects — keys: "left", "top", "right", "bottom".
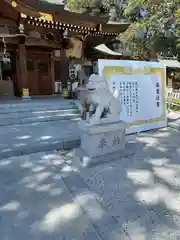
[
  {"left": 17, "top": 13, "right": 30, "bottom": 98},
  {"left": 17, "top": 43, "right": 29, "bottom": 96},
  {"left": 59, "top": 47, "right": 69, "bottom": 89},
  {"left": 50, "top": 52, "right": 55, "bottom": 94}
]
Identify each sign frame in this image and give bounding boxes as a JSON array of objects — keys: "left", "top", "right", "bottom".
[{"left": 98, "top": 59, "right": 167, "bottom": 134}]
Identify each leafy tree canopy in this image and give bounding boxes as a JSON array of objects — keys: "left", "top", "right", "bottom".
[
  {"left": 120, "top": 0, "right": 180, "bottom": 59},
  {"left": 66, "top": 0, "right": 180, "bottom": 59},
  {"left": 66, "top": 0, "right": 114, "bottom": 12}
]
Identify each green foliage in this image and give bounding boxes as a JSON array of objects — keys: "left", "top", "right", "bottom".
[
  {"left": 120, "top": 0, "right": 180, "bottom": 59},
  {"left": 66, "top": 0, "right": 112, "bottom": 11},
  {"left": 66, "top": 0, "right": 180, "bottom": 59},
  {"left": 66, "top": 0, "right": 113, "bottom": 12},
  {"left": 168, "top": 100, "right": 180, "bottom": 111},
  {"left": 67, "top": 0, "right": 97, "bottom": 11},
  {"left": 176, "top": 9, "right": 180, "bottom": 49}
]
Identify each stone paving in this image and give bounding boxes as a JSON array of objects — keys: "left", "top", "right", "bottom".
[
  {"left": 0, "top": 152, "right": 101, "bottom": 240},
  {"left": 1, "top": 127, "right": 180, "bottom": 239}
]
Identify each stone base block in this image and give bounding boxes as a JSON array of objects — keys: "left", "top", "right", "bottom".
[
  {"left": 73, "top": 142, "right": 138, "bottom": 168},
  {"left": 78, "top": 120, "right": 126, "bottom": 158}
]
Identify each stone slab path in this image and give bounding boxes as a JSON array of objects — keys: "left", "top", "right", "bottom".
[
  {"left": 0, "top": 151, "right": 101, "bottom": 240},
  {"left": 1, "top": 127, "right": 180, "bottom": 239}
]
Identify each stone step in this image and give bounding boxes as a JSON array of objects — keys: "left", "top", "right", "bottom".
[
  {"left": 0, "top": 101, "right": 75, "bottom": 113},
  {"left": 168, "top": 120, "right": 180, "bottom": 130},
  {"left": 0, "top": 99, "right": 81, "bottom": 126},
  {"left": 167, "top": 111, "right": 180, "bottom": 130},
  {"left": 0, "top": 108, "right": 79, "bottom": 119},
  {"left": 0, "top": 113, "right": 81, "bottom": 126},
  {"left": 0, "top": 120, "right": 80, "bottom": 159},
  {"left": 0, "top": 99, "right": 81, "bottom": 156}
]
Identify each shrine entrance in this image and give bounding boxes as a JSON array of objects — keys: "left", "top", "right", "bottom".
[{"left": 27, "top": 52, "right": 53, "bottom": 96}]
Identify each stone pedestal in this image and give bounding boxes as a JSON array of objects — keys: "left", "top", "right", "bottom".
[{"left": 74, "top": 120, "right": 127, "bottom": 166}]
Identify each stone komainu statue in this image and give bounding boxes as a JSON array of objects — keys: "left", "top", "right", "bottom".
[{"left": 85, "top": 74, "right": 122, "bottom": 125}]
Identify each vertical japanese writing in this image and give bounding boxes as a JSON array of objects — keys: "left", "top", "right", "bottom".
[
  {"left": 156, "top": 82, "right": 160, "bottom": 107},
  {"left": 120, "top": 81, "right": 125, "bottom": 106},
  {"left": 120, "top": 82, "right": 123, "bottom": 94},
  {"left": 113, "top": 79, "right": 140, "bottom": 117},
  {"left": 98, "top": 137, "right": 107, "bottom": 151},
  {"left": 135, "top": 81, "right": 139, "bottom": 113},
  {"left": 120, "top": 80, "right": 139, "bottom": 117},
  {"left": 113, "top": 81, "right": 116, "bottom": 93},
  {"left": 112, "top": 136, "right": 121, "bottom": 147},
  {"left": 126, "top": 82, "right": 130, "bottom": 116},
  {"left": 129, "top": 81, "right": 132, "bottom": 116},
  {"left": 132, "top": 81, "right": 136, "bottom": 106}
]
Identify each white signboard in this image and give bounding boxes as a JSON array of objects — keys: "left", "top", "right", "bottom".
[{"left": 98, "top": 59, "right": 167, "bottom": 134}]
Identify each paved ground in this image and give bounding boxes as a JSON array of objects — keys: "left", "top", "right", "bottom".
[
  {"left": 0, "top": 127, "right": 180, "bottom": 239},
  {"left": 0, "top": 110, "right": 177, "bottom": 159}
]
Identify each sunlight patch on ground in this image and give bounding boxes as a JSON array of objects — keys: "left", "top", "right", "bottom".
[
  {"left": 61, "top": 165, "right": 74, "bottom": 173},
  {"left": 153, "top": 165, "right": 180, "bottom": 189},
  {"left": 147, "top": 158, "right": 169, "bottom": 166},
  {"left": 0, "top": 159, "right": 12, "bottom": 167},
  {"left": 36, "top": 184, "right": 52, "bottom": 192},
  {"left": 134, "top": 184, "right": 169, "bottom": 205},
  {"left": 155, "top": 146, "right": 168, "bottom": 152},
  {"left": 47, "top": 153, "right": 65, "bottom": 166},
  {"left": 42, "top": 203, "right": 82, "bottom": 230},
  {"left": 14, "top": 143, "right": 26, "bottom": 147},
  {"left": 16, "top": 135, "right": 31, "bottom": 140},
  {"left": 49, "top": 188, "right": 63, "bottom": 197},
  {"left": 0, "top": 201, "right": 20, "bottom": 212},
  {"left": 164, "top": 192, "right": 180, "bottom": 213},
  {"left": 136, "top": 136, "right": 159, "bottom": 146},
  {"left": 31, "top": 166, "right": 46, "bottom": 173},
  {"left": 1, "top": 148, "right": 12, "bottom": 153},
  {"left": 47, "top": 153, "right": 59, "bottom": 159},
  {"left": 152, "top": 132, "right": 171, "bottom": 138},
  {"left": 40, "top": 155, "right": 50, "bottom": 161},
  {"left": 40, "top": 136, "right": 52, "bottom": 140},
  {"left": 17, "top": 210, "right": 30, "bottom": 219},
  {"left": 19, "top": 171, "right": 52, "bottom": 189},
  {"left": 21, "top": 161, "right": 35, "bottom": 168},
  {"left": 127, "top": 169, "right": 154, "bottom": 185},
  {"left": 75, "top": 193, "right": 104, "bottom": 220},
  {"left": 35, "top": 172, "right": 52, "bottom": 183},
  {"left": 25, "top": 181, "right": 38, "bottom": 189},
  {"left": 153, "top": 166, "right": 177, "bottom": 179},
  {"left": 52, "top": 174, "right": 62, "bottom": 180}
]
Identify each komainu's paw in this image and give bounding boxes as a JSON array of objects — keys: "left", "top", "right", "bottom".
[{"left": 89, "top": 114, "right": 99, "bottom": 124}]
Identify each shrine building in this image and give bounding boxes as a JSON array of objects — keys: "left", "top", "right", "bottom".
[{"left": 0, "top": 0, "right": 129, "bottom": 98}]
